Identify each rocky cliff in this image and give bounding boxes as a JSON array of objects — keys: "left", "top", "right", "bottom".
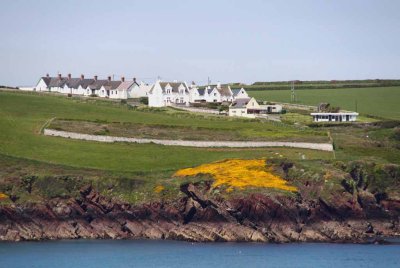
[{"left": 1, "top": 182, "right": 399, "bottom": 242}]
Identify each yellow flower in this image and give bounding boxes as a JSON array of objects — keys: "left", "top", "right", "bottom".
[
  {"left": 0, "top": 193, "right": 8, "bottom": 200},
  {"left": 154, "top": 185, "right": 165, "bottom": 193},
  {"left": 174, "top": 159, "right": 297, "bottom": 192}
]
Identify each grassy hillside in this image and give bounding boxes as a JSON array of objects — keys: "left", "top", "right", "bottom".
[
  {"left": 0, "top": 91, "right": 330, "bottom": 174},
  {"left": 248, "top": 86, "right": 400, "bottom": 119},
  {"left": 1, "top": 90, "right": 399, "bottom": 205}
]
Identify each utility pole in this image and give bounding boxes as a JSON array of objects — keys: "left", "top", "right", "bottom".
[{"left": 355, "top": 100, "right": 358, "bottom": 112}]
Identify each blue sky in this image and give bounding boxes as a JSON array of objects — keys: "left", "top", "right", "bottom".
[{"left": 1, "top": 0, "right": 400, "bottom": 86}]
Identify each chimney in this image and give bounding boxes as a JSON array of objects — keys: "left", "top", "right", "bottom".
[
  {"left": 94, "top": 75, "right": 98, "bottom": 81},
  {"left": 58, "top": 73, "right": 62, "bottom": 79},
  {"left": 217, "top": 81, "right": 221, "bottom": 88},
  {"left": 80, "top": 74, "right": 84, "bottom": 80},
  {"left": 68, "top": 73, "right": 71, "bottom": 79},
  {"left": 108, "top": 76, "right": 111, "bottom": 81},
  {"left": 46, "top": 73, "right": 49, "bottom": 78},
  {"left": 121, "top": 77, "right": 125, "bottom": 82},
  {"left": 133, "top": 77, "right": 136, "bottom": 83}
]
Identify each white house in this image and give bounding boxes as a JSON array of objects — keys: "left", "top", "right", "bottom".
[
  {"left": 189, "top": 87, "right": 208, "bottom": 103},
  {"left": 98, "top": 77, "right": 122, "bottom": 98},
  {"left": 229, "top": 97, "right": 282, "bottom": 118},
  {"left": 232, "top": 88, "right": 248, "bottom": 100},
  {"left": 129, "top": 80, "right": 152, "bottom": 98},
  {"left": 110, "top": 78, "right": 137, "bottom": 99},
  {"left": 310, "top": 112, "right": 359, "bottom": 122},
  {"left": 148, "top": 81, "right": 190, "bottom": 107},
  {"left": 205, "top": 83, "right": 233, "bottom": 103},
  {"left": 35, "top": 75, "right": 51, "bottom": 91}
]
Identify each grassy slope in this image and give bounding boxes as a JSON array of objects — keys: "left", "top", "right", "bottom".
[
  {"left": 0, "top": 91, "right": 331, "bottom": 173},
  {"left": 248, "top": 86, "right": 400, "bottom": 119}
]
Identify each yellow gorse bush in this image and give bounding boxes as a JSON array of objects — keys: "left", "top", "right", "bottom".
[
  {"left": 0, "top": 193, "right": 8, "bottom": 200},
  {"left": 174, "top": 159, "right": 297, "bottom": 192},
  {"left": 154, "top": 185, "right": 165, "bottom": 193}
]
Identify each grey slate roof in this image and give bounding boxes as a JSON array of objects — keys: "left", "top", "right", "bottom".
[
  {"left": 230, "top": 98, "right": 251, "bottom": 108},
  {"left": 231, "top": 89, "right": 241, "bottom": 96},
  {"left": 48, "top": 77, "right": 68, "bottom": 88},
  {"left": 159, "top": 82, "right": 188, "bottom": 93},
  {"left": 79, "top": 79, "right": 95, "bottom": 89},
  {"left": 103, "top": 81, "right": 122, "bottom": 90},
  {"left": 65, "top": 78, "right": 82, "bottom": 89},
  {"left": 88, "top": 80, "right": 109, "bottom": 90},
  {"left": 197, "top": 88, "right": 206, "bottom": 95},
  {"left": 149, "top": 82, "right": 189, "bottom": 94}
]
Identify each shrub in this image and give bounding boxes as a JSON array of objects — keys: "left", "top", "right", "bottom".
[
  {"left": 393, "top": 128, "right": 400, "bottom": 141},
  {"left": 139, "top": 97, "right": 148, "bottom": 105}
]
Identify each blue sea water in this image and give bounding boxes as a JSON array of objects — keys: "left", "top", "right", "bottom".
[{"left": 0, "top": 240, "right": 399, "bottom": 268}]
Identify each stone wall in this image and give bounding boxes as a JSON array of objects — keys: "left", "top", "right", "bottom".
[{"left": 44, "top": 129, "right": 334, "bottom": 151}]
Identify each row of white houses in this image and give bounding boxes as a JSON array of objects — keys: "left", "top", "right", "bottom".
[
  {"left": 32, "top": 74, "right": 358, "bottom": 122},
  {"left": 34, "top": 74, "right": 151, "bottom": 99},
  {"left": 33, "top": 74, "right": 250, "bottom": 106},
  {"left": 147, "top": 81, "right": 249, "bottom": 107}
]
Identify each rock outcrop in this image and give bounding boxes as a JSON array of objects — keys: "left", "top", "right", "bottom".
[{"left": 1, "top": 182, "right": 399, "bottom": 242}]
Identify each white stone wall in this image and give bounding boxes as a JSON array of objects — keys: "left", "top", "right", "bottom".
[{"left": 44, "top": 129, "right": 334, "bottom": 151}]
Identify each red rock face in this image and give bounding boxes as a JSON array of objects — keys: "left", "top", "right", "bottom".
[{"left": 0, "top": 183, "right": 399, "bottom": 243}]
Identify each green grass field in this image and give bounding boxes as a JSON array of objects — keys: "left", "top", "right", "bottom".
[
  {"left": 249, "top": 86, "right": 400, "bottom": 119},
  {"left": 0, "top": 91, "right": 331, "bottom": 174}
]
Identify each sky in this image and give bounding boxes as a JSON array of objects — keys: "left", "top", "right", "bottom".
[{"left": 1, "top": 0, "right": 400, "bottom": 86}]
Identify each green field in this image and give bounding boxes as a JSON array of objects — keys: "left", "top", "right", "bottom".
[
  {"left": 0, "top": 91, "right": 331, "bottom": 174},
  {"left": 249, "top": 86, "right": 400, "bottom": 119},
  {"left": 0, "top": 90, "right": 399, "bottom": 205}
]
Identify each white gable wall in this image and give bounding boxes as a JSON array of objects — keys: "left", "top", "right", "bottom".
[{"left": 35, "top": 79, "right": 48, "bottom": 92}]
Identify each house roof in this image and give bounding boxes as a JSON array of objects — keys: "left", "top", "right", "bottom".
[
  {"left": 149, "top": 81, "right": 188, "bottom": 94},
  {"left": 48, "top": 77, "right": 68, "bottom": 88},
  {"left": 207, "top": 87, "right": 215, "bottom": 94},
  {"left": 197, "top": 88, "right": 206, "bottom": 95},
  {"left": 65, "top": 78, "right": 82, "bottom": 89},
  {"left": 216, "top": 85, "right": 232, "bottom": 96},
  {"left": 88, "top": 80, "right": 108, "bottom": 90},
  {"left": 102, "top": 81, "right": 122, "bottom": 91},
  {"left": 40, "top": 77, "right": 52, "bottom": 86},
  {"left": 230, "top": 98, "right": 251, "bottom": 108},
  {"left": 232, "top": 88, "right": 245, "bottom": 97},
  {"left": 79, "top": 79, "right": 95, "bottom": 89},
  {"left": 116, "top": 81, "right": 136, "bottom": 91},
  {"left": 311, "top": 112, "right": 359, "bottom": 116},
  {"left": 160, "top": 82, "right": 188, "bottom": 93}
]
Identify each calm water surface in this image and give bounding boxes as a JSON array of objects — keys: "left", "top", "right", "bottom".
[{"left": 0, "top": 240, "right": 400, "bottom": 268}]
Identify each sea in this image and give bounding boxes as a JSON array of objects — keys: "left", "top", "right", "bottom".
[{"left": 0, "top": 239, "right": 399, "bottom": 268}]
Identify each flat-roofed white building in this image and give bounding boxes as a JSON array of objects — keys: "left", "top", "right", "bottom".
[{"left": 310, "top": 112, "right": 359, "bottom": 122}]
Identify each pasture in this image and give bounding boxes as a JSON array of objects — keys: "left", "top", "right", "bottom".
[
  {"left": 248, "top": 86, "right": 400, "bottom": 120},
  {"left": 0, "top": 91, "right": 331, "bottom": 174}
]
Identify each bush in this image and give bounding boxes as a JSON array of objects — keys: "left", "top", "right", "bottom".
[
  {"left": 120, "top": 99, "right": 127, "bottom": 105},
  {"left": 139, "top": 97, "right": 148, "bottom": 105},
  {"left": 393, "top": 128, "right": 400, "bottom": 141},
  {"left": 67, "top": 93, "right": 72, "bottom": 97}
]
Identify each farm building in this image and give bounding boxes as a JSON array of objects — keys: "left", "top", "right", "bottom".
[
  {"left": 310, "top": 112, "right": 359, "bottom": 122},
  {"left": 229, "top": 97, "right": 282, "bottom": 118}
]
